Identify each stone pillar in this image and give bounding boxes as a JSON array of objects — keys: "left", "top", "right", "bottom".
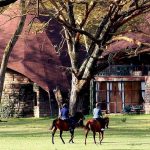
[
  {"left": 144, "top": 77, "right": 150, "bottom": 114},
  {"left": 33, "top": 83, "right": 40, "bottom": 118}
]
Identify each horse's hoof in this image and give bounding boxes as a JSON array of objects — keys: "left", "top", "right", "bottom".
[{"left": 69, "top": 141, "right": 74, "bottom": 144}]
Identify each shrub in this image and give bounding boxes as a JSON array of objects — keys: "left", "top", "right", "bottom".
[{"left": 123, "top": 105, "right": 132, "bottom": 113}]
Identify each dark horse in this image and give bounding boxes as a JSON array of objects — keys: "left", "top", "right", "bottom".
[
  {"left": 50, "top": 112, "right": 84, "bottom": 144},
  {"left": 84, "top": 117, "right": 109, "bottom": 145}
]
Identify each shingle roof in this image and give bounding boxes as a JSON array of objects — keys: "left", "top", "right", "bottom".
[
  {"left": 103, "top": 13, "right": 150, "bottom": 56},
  {"left": 0, "top": 5, "right": 70, "bottom": 91}
]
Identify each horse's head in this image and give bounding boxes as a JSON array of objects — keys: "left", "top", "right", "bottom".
[
  {"left": 74, "top": 112, "right": 85, "bottom": 120},
  {"left": 73, "top": 112, "right": 85, "bottom": 127}
]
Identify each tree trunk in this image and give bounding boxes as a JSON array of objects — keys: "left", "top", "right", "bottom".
[
  {"left": 53, "top": 86, "right": 63, "bottom": 117},
  {"left": 0, "top": 0, "right": 26, "bottom": 103},
  {"left": 69, "top": 74, "right": 80, "bottom": 116}
]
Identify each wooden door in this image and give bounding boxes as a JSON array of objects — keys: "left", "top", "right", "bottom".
[{"left": 109, "top": 82, "right": 122, "bottom": 113}]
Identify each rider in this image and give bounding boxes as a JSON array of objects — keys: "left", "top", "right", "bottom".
[
  {"left": 93, "top": 102, "right": 105, "bottom": 131},
  {"left": 60, "top": 103, "right": 69, "bottom": 120},
  {"left": 60, "top": 103, "right": 73, "bottom": 131}
]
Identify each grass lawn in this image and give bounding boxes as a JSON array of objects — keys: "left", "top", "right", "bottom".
[{"left": 0, "top": 114, "right": 150, "bottom": 150}]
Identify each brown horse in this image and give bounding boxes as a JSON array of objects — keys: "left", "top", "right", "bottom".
[
  {"left": 50, "top": 112, "right": 84, "bottom": 144},
  {"left": 84, "top": 117, "right": 109, "bottom": 145}
]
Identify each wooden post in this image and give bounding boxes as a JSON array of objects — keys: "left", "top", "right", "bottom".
[
  {"left": 47, "top": 91, "right": 52, "bottom": 117},
  {"left": 33, "top": 83, "right": 40, "bottom": 118},
  {"left": 90, "top": 79, "right": 94, "bottom": 114},
  {"left": 144, "top": 77, "right": 150, "bottom": 114}
]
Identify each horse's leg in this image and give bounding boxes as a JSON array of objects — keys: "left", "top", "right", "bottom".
[
  {"left": 52, "top": 127, "right": 57, "bottom": 144},
  {"left": 105, "top": 119, "right": 108, "bottom": 129},
  {"left": 60, "top": 130, "right": 65, "bottom": 144},
  {"left": 85, "top": 129, "right": 89, "bottom": 145},
  {"left": 100, "top": 131, "right": 104, "bottom": 144},
  {"left": 93, "top": 131, "right": 96, "bottom": 144},
  {"left": 69, "top": 129, "right": 74, "bottom": 143},
  {"left": 98, "top": 132, "right": 101, "bottom": 144}
]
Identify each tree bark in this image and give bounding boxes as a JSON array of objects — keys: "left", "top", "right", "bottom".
[
  {"left": 69, "top": 74, "right": 80, "bottom": 116},
  {"left": 53, "top": 87, "right": 63, "bottom": 117},
  {"left": 0, "top": 0, "right": 26, "bottom": 103}
]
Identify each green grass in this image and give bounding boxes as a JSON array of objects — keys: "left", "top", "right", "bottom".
[{"left": 0, "top": 114, "right": 150, "bottom": 150}]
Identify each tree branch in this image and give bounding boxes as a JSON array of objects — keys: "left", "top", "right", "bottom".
[
  {"left": 112, "top": 36, "right": 150, "bottom": 47},
  {"left": 114, "top": 3, "right": 150, "bottom": 28},
  {"left": 67, "top": 1, "right": 76, "bottom": 28},
  {"left": 56, "top": 17, "right": 99, "bottom": 43}
]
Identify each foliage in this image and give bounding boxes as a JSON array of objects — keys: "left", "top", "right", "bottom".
[
  {"left": 0, "top": 97, "right": 21, "bottom": 118},
  {"left": 123, "top": 105, "right": 132, "bottom": 113},
  {"left": 121, "top": 117, "right": 127, "bottom": 122},
  {"left": 0, "top": 104, "right": 13, "bottom": 118},
  {"left": 123, "top": 105, "right": 144, "bottom": 114}
]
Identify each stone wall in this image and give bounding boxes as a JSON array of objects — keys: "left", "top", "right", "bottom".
[
  {"left": 1, "top": 69, "right": 34, "bottom": 117},
  {"left": 0, "top": 69, "right": 61, "bottom": 118}
]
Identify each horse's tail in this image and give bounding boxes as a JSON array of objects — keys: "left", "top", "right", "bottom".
[
  {"left": 84, "top": 121, "right": 90, "bottom": 130},
  {"left": 50, "top": 119, "right": 57, "bottom": 130}
]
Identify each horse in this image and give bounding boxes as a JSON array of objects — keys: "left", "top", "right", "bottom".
[
  {"left": 50, "top": 112, "right": 84, "bottom": 144},
  {"left": 84, "top": 117, "right": 109, "bottom": 145}
]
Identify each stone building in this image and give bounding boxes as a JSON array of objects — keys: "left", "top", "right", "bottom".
[
  {"left": 1, "top": 69, "right": 54, "bottom": 117},
  {"left": 0, "top": 4, "right": 70, "bottom": 118}
]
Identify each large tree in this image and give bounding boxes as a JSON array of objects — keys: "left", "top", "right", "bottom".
[{"left": 40, "top": 0, "right": 150, "bottom": 115}]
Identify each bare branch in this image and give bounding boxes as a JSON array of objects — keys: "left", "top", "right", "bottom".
[
  {"left": 56, "top": 17, "right": 99, "bottom": 43},
  {"left": 114, "top": 3, "right": 150, "bottom": 28},
  {"left": 112, "top": 35, "right": 150, "bottom": 47},
  {"left": 48, "top": 0, "right": 67, "bottom": 22},
  {"left": 67, "top": 1, "right": 76, "bottom": 28},
  {"left": 57, "top": 0, "right": 67, "bottom": 12}
]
